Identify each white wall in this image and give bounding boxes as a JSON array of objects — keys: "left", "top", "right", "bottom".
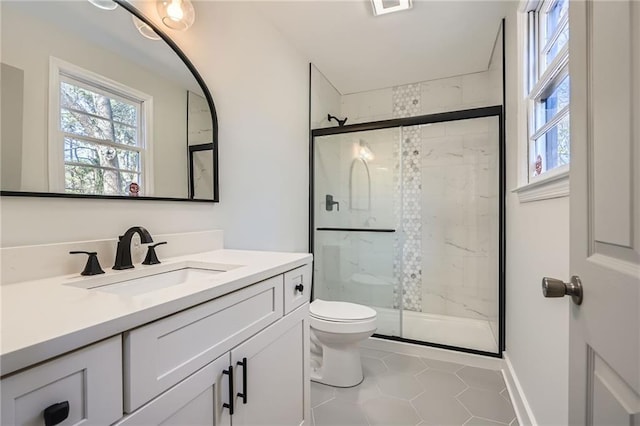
[
  {"left": 310, "top": 65, "right": 341, "bottom": 129},
  {"left": 1, "top": 1, "right": 310, "bottom": 253},
  {"left": 503, "top": 3, "right": 570, "bottom": 424},
  {"left": 0, "top": 63, "right": 23, "bottom": 191}
]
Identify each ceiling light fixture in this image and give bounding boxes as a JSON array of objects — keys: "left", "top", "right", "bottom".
[
  {"left": 156, "top": 0, "right": 195, "bottom": 31},
  {"left": 132, "top": 16, "right": 161, "bottom": 40},
  {"left": 371, "top": 0, "right": 412, "bottom": 16},
  {"left": 87, "top": 0, "right": 118, "bottom": 11}
]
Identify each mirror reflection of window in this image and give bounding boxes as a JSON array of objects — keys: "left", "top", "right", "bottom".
[
  {"left": 50, "top": 59, "right": 153, "bottom": 196},
  {"left": 1, "top": 1, "right": 218, "bottom": 201}
]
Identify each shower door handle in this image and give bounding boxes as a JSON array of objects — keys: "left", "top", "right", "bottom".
[{"left": 542, "top": 276, "right": 583, "bottom": 305}]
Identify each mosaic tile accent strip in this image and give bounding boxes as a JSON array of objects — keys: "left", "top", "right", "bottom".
[
  {"left": 393, "top": 84, "right": 421, "bottom": 118},
  {"left": 392, "top": 129, "right": 402, "bottom": 310},
  {"left": 399, "top": 125, "right": 422, "bottom": 312},
  {"left": 392, "top": 83, "right": 422, "bottom": 312}
]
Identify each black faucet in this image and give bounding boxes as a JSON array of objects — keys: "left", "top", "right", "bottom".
[{"left": 113, "top": 226, "right": 154, "bottom": 270}]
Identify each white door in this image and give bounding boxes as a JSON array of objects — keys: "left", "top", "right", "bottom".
[{"left": 568, "top": 0, "right": 640, "bottom": 424}]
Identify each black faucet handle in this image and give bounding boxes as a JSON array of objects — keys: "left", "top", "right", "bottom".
[
  {"left": 69, "top": 251, "right": 105, "bottom": 276},
  {"left": 142, "top": 242, "right": 167, "bottom": 265}
]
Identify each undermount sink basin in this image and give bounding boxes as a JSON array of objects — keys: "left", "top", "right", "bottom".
[{"left": 66, "top": 262, "right": 241, "bottom": 296}]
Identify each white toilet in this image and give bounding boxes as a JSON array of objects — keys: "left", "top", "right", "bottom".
[{"left": 309, "top": 299, "right": 377, "bottom": 387}]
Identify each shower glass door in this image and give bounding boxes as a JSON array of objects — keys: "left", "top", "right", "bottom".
[
  {"left": 400, "top": 117, "right": 500, "bottom": 353},
  {"left": 313, "top": 127, "right": 403, "bottom": 336},
  {"left": 311, "top": 111, "right": 503, "bottom": 355}
]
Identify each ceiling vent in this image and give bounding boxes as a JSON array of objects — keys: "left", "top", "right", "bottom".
[{"left": 371, "top": 0, "right": 412, "bottom": 16}]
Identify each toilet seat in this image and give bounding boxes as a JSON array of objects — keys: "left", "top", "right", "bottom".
[
  {"left": 310, "top": 299, "right": 377, "bottom": 322},
  {"left": 310, "top": 300, "right": 377, "bottom": 334}
]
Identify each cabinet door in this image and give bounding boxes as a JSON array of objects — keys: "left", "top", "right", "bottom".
[
  {"left": 115, "top": 353, "right": 233, "bottom": 426},
  {"left": 1, "top": 336, "right": 122, "bottom": 426},
  {"left": 231, "top": 304, "right": 310, "bottom": 426}
]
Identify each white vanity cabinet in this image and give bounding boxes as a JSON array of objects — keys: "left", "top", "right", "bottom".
[
  {"left": 122, "top": 263, "right": 312, "bottom": 425},
  {"left": 0, "top": 259, "right": 312, "bottom": 426},
  {"left": 0, "top": 336, "right": 122, "bottom": 426},
  {"left": 123, "top": 275, "right": 285, "bottom": 413}
]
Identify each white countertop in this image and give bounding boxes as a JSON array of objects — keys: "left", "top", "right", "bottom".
[{"left": 0, "top": 249, "right": 312, "bottom": 377}]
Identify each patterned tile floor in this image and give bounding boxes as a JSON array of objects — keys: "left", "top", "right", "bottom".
[{"left": 310, "top": 348, "right": 519, "bottom": 426}]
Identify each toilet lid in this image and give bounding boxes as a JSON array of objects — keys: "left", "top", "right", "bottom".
[{"left": 310, "top": 299, "right": 377, "bottom": 322}]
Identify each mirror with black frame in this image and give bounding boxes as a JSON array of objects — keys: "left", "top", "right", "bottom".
[{"left": 0, "top": 0, "right": 218, "bottom": 201}]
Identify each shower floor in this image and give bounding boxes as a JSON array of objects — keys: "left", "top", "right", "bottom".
[{"left": 374, "top": 307, "right": 498, "bottom": 353}]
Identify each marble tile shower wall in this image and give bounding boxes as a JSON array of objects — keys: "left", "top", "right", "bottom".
[
  {"left": 341, "top": 70, "right": 502, "bottom": 125},
  {"left": 421, "top": 118, "right": 499, "bottom": 322},
  {"left": 340, "top": 70, "right": 501, "bottom": 319}
]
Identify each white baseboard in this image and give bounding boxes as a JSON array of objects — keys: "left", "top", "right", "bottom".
[
  {"left": 361, "top": 337, "right": 504, "bottom": 371},
  {"left": 502, "top": 352, "right": 537, "bottom": 426}
]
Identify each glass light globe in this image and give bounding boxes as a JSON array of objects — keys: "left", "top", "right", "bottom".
[
  {"left": 87, "top": 0, "right": 118, "bottom": 11},
  {"left": 132, "top": 15, "right": 161, "bottom": 40},
  {"left": 156, "top": 0, "right": 195, "bottom": 31}
]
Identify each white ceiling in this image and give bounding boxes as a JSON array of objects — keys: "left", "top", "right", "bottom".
[{"left": 254, "top": 1, "right": 508, "bottom": 94}]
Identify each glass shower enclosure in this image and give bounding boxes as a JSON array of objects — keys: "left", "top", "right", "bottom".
[{"left": 311, "top": 109, "right": 504, "bottom": 356}]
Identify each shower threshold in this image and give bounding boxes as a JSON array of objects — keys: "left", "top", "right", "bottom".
[{"left": 374, "top": 307, "right": 498, "bottom": 354}]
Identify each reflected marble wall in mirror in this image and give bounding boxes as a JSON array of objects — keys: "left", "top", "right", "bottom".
[{"left": 0, "top": 0, "right": 218, "bottom": 201}]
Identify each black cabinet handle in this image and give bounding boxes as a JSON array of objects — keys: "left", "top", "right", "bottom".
[
  {"left": 43, "top": 401, "right": 69, "bottom": 426},
  {"left": 295, "top": 284, "right": 304, "bottom": 293},
  {"left": 237, "top": 357, "right": 248, "bottom": 404},
  {"left": 222, "top": 366, "right": 234, "bottom": 415}
]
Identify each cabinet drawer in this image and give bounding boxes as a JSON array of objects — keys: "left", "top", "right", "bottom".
[
  {"left": 124, "top": 275, "right": 283, "bottom": 412},
  {"left": 283, "top": 264, "right": 312, "bottom": 314},
  {"left": 0, "top": 336, "right": 122, "bottom": 426}
]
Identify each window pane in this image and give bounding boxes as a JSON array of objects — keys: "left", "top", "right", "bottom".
[
  {"left": 119, "top": 171, "right": 142, "bottom": 195},
  {"left": 64, "top": 138, "right": 140, "bottom": 172},
  {"left": 61, "top": 108, "right": 114, "bottom": 141},
  {"left": 530, "top": 113, "right": 570, "bottom": 178},
  {"left": 114, "top": 123, "right": 138, "bottom": 146},
  {"left": 545, "top": 76, "right": 570, "bottom": 119},
  {"left": 545, "top": 23, "right": 568, "bottom": 66},
  {"left": 546, "top": 0, "right": 568, "bottom": 36},
  {"left": 64, "top": 165, "right": 119, "bottom": 195},
  {"left": 64, "top": 138, "right": 100, "bottom": 165},
  {"left": 61, "top": 109, "right": 139, "bottom": 147},
  {"left": 61, "top": 81, "right": 108, "bottom": 119},
  {"left": 65, "top": 164, "right": 140, "bottom": 196},
  {"left": 534, "top": 76, "right": 571, "bottom": 133},
  {"left": 110, "top": 98, "right": 137, "bottom": 127}
]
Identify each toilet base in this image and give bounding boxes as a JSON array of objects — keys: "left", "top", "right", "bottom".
[{"left": 310, "top": 342, "right": 365, "bottom": 388}]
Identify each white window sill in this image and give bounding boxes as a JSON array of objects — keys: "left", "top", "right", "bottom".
[{"left": 512, "top": 170, "right": 569, "bottom": 203}]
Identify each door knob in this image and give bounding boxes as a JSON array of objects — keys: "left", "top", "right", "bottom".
[{"left": 542, "top": 276, "right": 583, "bottom": 305}]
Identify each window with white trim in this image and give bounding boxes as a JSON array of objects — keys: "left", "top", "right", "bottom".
[
  {"left": 53, "top": 64, "right": 151, "bottom": 196},
  {"left": 526, "top": 0, "right": 570, "bottom": 181}
]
